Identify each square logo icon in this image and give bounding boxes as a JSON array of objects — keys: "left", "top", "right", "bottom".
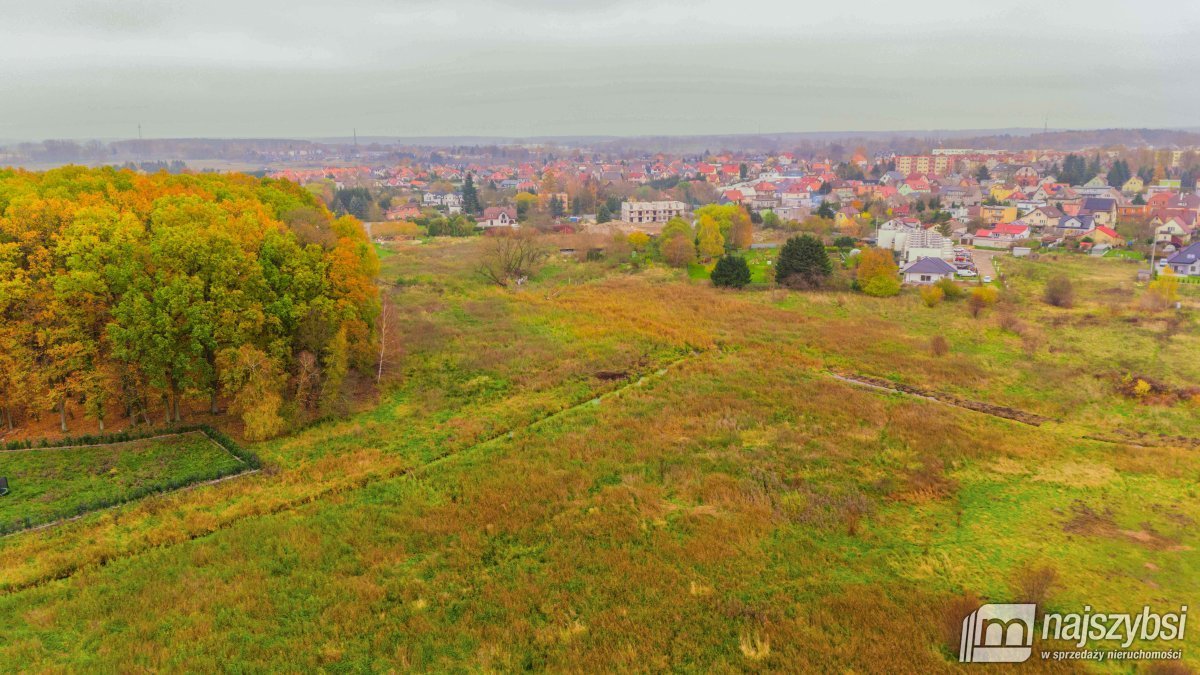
[{"left": 959, "top": 603, "right": 1037, "bottom": 663}]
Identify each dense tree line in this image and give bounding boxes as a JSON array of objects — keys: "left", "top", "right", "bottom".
[{"left": 0, "top": 167, "right": 379, "bottom": 439}]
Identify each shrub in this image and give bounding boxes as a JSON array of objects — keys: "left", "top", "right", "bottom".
[
  {"left": 1021, "top": 332, "right": 1042, "bottom": 356},
  {"left": 935, "top": 277, "right": 963, "bottom": 300},
  {"left": 940, "top": 592, "right": 983, "bottom": 657},
  {"left": 1133, "top": 378, "right": 1153, "bottom": 398},
  {"left": 1143, "top": 268, "right": 1179, "bottom": 310},
  {"left": 929, "top": 335, "right": 950, "bottom": 356},
  {"left": 966, "top": 286, "right": 999, "bottom": 317},
  {"left": 1043, "top": 274, "right": 1074, "bottom": 307},
  {"left": 996, "top": 308, "right": 1024, "bottom": 334},
  {"left": 920, "top": 285, "right": 945, "bottom": 307},
  {"left": 775, "top": 234, "right": 832, "bottom": 289},
  {"left": 1012, "top": 563, "right": 1058, "bottom": 613},
  {"left": 661, "top": 233, "right": 697, "bottom": 268},
  {"left": 711, "top": 255, "right": 752, "bottom": 288},
  {"left": 856, "top": 248, "right": 900, "bottom": 297}
]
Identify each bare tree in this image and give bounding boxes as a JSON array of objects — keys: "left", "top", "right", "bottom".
[{"left": 477, "top": 229, "right": 550, "bottom": 287}]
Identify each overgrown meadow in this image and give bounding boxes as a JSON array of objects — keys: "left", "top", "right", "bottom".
[{"left": 0, "top": 237, "right": 1197, "bottom": 671}]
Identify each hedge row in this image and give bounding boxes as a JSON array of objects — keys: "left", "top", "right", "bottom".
[
  {"left": 3, "top": 424, "right": 260, "bottom": 467},
  {"left": 0, "top": 426, "right": 261, "bottom": 536}
]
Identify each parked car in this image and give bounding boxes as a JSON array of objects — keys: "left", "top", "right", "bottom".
[
  {"left": 957, "top": 269, "right": 977, "bottom": 277},
  {"left": 982, "top": 275, "right": 993, "bottom": 283}
]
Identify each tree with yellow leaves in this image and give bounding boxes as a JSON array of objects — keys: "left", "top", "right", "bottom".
[
  {"left": 1145, "top": 267, "right": 1179, "bottom": 310},
  {"left": 696, "top": 215, "right": 725, "bottom": 260},
  {"left": 856, "top": 248, "right": 900, "bottom": 297},
  {"left": 627, "top": 231, "right": 650, "bottom": 251}
]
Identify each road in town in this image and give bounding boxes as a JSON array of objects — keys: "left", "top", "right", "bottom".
[{"left": 970, "top": 248, "right": 1001, "bottom": 279}]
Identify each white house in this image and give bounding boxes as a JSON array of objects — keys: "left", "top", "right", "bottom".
[
  {"left": 477, "top": 206, "right": 519, "bottom": 229},
  {"left": 901, "top": 257, "right": 958, "bottom": 284}
]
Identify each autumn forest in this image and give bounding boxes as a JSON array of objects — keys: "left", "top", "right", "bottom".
[{"left": 0, "top": 167, "right": 380, "bottom": 440}]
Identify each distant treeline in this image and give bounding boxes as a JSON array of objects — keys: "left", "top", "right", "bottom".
[
  {"left": 0, "top": 167, "right": 379, "bottom": 439},
  {"left": 6, "top": 128, "right": 1200, "bottom": 167}
]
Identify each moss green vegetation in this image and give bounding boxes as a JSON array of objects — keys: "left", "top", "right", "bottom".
[
  {"left": 0, "top": 240, "right": 1196, "bottom": 670},
  {"left": 0, "top": 431, "right": 245, "bottom": 534}
]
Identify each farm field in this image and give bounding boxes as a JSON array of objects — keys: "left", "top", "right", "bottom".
[
  {"left": 0, "top": 238, "right": 1197, "bottom": 671},
  {"left": 0, "top": 431, "right": 247, "bottom": 534}
]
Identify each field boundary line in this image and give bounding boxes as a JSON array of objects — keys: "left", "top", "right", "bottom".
[
  {"left": 827, "top": 372, "right": 1053, "bottom": 426},
  {"left": 0, "top": 351, "right": 704, "bottom": 595},
  {"left": 1, "top": 470, "right": 261, "bottom": 540}
]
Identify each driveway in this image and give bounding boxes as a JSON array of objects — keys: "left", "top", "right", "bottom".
[{"left": 970, "top": 248, "right": 1001, "bottom": 279}]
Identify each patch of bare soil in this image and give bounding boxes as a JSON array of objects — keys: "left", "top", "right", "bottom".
[
  {"left": 1063, "top": 501, "right": 1183, "bottom": 550},
  {"left": 1108, "top": 372, "right": 1200, "bottom": 406},
  {"left": 1082, "top": 429, "right": 1200, "bottom": 450}
]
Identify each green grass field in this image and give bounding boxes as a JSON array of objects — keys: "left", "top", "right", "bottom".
[
  {"left": 0, "top": 240, "right": 1196, "bottom": 670},
  {"left": 688, "top": 247, "right": 778, "bottom": 284},
  {"left": 1103, "top": 248, "right": 1144, "bottom": 260},
  {"left": 0, "top": 431, "right": 245, "bottom": 534}
]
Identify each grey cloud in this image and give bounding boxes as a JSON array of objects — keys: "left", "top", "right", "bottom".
[{"left": 0, "top": 0, "right": 1198, "bottom": 139}]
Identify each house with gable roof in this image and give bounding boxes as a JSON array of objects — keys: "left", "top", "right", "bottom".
[
  {"left": 901, "top": 257, "right": 957, "bottom": 285},
  {"left": 1165, "top": 242, "right": 1200, "bottom": 276}
]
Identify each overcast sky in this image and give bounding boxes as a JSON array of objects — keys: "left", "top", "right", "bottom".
[{"left": 2, "top": 0, "right": 1198, "bottom": 140}]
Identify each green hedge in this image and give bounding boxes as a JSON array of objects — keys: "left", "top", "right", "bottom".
[
  {"left": 2, "top": 425, "right": 260, "bottom": 468},
  {"left": 0, "top": 426, "right": 260, "bottom": 536}
]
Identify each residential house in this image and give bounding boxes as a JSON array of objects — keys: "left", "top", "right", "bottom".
[
  {"left": 478, "top": 206, "right": 519, "bottom": 229},
  {"left": 1165, "top": 242, "right": 1200, "bottom": 276},
  {"left": 1013, "top": 166, "right": 1040, "bottom": 186},
  {"left": 1154, "top": 216, "right": 1195, "bottom": 245},
  {"left": 989, "top": 184, "right": 1018, "bottom": 202},
  {"left": 1121, "top": 176, "right": 1145, "bottom": 194},
  {"left": 901, "top": 257, "right": 958, "bottom": 284},
  {"left": 1014, "top": 198, "right": 1046, "bottom": 214},
  {"left": 980, "top": 204, "right": 1018, "bottom": 225},
  {"left": 722, "top": 189, "right": 746, "bottom": 204},
  {"left": 1075, "top": 186, "right": 1124, "bottom": 202},
  {"left": 834, "top": 206, "right": 860, "bottom": 228},
  {"left": 385, "top": 203, "right": 422, "bottom": 221},
  {"left": 780, "top": 186, "right": 814, "bottom": 208},
  {"left": 1082, "top": 225, "right": 1124, "bottom": 246},
  {"left": 1055, "top": 214, "right": 1095, "bottom": 238},
  {"left": 1117, "top": 203, "right": 1149, "bottom": 221},
  {"left": 1019, "top": 205, "right": 1064, "bottom": 232},
  {"left": 975, "top": 222, "right": 1031, "bottom": 246},
  {"left": 1078, "top": 197, "right": 1117, "bottom": 226}
]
